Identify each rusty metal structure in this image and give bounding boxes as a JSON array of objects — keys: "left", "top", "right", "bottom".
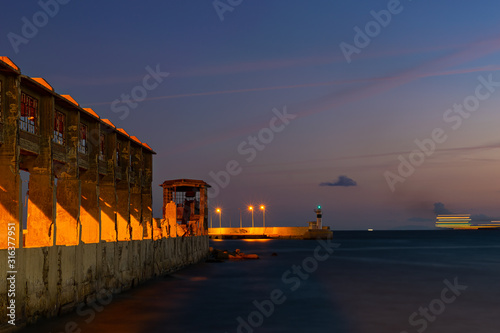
[
  {"left": 161, "top": 179, "right": 210, "bottom": 236},
  {"left": 0, "top": 56, "right": 156, "bottom": 248}
]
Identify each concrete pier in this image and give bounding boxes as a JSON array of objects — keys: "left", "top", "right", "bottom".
[
  {"left": 208, "top": 227, "right": 333, "bottom": 240},
  {"left": 0, "top": 236, "right": 208, "bottom": 331}
]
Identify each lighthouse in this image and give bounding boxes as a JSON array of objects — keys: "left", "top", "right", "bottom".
[{"left": 314, "top": 205, "right": 322, "bottom": 229}]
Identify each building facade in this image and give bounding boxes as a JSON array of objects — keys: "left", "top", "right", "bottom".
[{"left": 0, "top": 56, "right": 156, "bottom": 249}]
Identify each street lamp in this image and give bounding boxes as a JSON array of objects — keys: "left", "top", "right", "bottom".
[
  {"left": 260, "top": 205, "right": 265, "bottom": 228},
  {"left": 216, "top": 208, "right": 221, "bottom": 230},
  {"left": 249, "top": 206, "right": 254, "bottom": 228},
  {"left": 239, "top": 208, "right": 242, "bottom": 228}
]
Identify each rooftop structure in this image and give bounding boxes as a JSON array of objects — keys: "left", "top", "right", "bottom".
[{"left": 161, "top": 179, "right": 211, "bottom": 236}]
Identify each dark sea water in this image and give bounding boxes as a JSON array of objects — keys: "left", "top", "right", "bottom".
[{"left": 22, "top": 230, "right": 500, "bottom": 333}]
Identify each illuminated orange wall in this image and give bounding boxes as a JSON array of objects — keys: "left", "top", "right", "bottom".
[{"left": 0, "top": 57, "right": 156, "bottom": 250}]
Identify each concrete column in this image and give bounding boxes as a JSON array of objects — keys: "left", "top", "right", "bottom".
[
  {"left": 25, "top": 173, "right": 54, "bottom": 247},
  {"left": 24, "top": 94, "right": 54, "bottom": 248},
  {"left": 80, "top": 119, "right": 99, "bottom": 244},
  {"left": 116, "top": 183, "right": 130, "bottom": 241},
  {"left": 80, "top": 178, "right": 99, "bottom": 244},
  {"left": 0, "top": 74, "right": 21, "bottom": 249},
  {"left": 116, "top": 140, "right": 130, "bottom": 241},
  {"left": 99, "top": 182, "right": 117, "bottom": 241},
  {"left": 141, "top": 151, "right": 153, "bottom": 239},
  {"left": 0, "top": 164, "right": 21, "bottom": 249},
  {"left": 130, "top": 189, "right": 142, "bottom": 240},
  {"left": 55, "top": 181, "right": 80, "bottom": 245},
  {"left": 142, "top": 191, "right": 152, "bottom": 239},
  {"left": 99, "top": 130, "right": 116, "bottom": 242},
  {"left": 162, "top": 186, "right": 175, "bottom": 221},
  {"left": 55, "top": 109, "right": 79, "bottom": 246},
  {"left": 165, "top": 201, "right": 177, "bottom": 237},
  {"left": 129, "top": 144, "right": 142, "bottom": 240}
]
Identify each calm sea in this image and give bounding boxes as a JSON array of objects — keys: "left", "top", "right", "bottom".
[{"left": 21, "top": 230, "right": 500, "bottom": 333}]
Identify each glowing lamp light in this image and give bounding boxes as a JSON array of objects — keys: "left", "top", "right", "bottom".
[
  {"left": 248, "top": 206, "right": 254, "bottom": 228},
  {"left": 216, "top": 208, "right": 222, "bottom": 230},
  {"left": 260, "top": 205, "right": 266, "bottom": 228}
]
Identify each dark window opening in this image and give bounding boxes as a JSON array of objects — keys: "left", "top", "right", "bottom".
[
  {"left": 116, "top": 141, "right": 121, "bottom": 166},
  {"left": 99, "top": 134, "right": 105, "bottom": 161},
  {"left": 20, "top": 92, "right": 38, "bottom": 134},
  {"left": 53, "top": 111, "right": 65, "bottom": 145},
  {"left": 78, "top": 123, "right": 87, "bottom": 154},
  {"left": 130, "top": 147, "right": 134, "bottom": 172}
]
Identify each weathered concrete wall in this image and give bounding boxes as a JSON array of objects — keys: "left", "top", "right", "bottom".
[{"left": 0, "top": 236, "right": 208, "bottom": 331}]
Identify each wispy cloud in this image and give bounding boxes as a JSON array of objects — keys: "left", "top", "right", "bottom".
[
  {"left": 176, "top": 55, "right": 339, "bottom": 78},
  {"left": 83, "top": 64, "right": 500, "bottom": 106},
  {"left": 75, "top": 35, "right": 500, "bottom": 158},
  {"left": 160, "top": 36, "right": 500, "bottom": 156},
  {"left": 52, "top": 41, "right": 487, "bottom": 89},
  {"left": 50, "top": 73, "right": 147, "bottom": 87},
  {"left": 246, "top": 141, "right": 500, "bottom": 171}
]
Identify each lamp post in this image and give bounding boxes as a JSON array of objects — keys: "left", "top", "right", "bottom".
[
  {"left": 260, "top": 205, "right": 265, "bottom": 228},
  {"left": 239, "top": 208, "right": 242, "bottom": 228},
  {"left": 249, "top": 206, "right": 254, "bottom": 228},
  {"left": 216, "top": 208, "right": 221, "bottom": 233}
]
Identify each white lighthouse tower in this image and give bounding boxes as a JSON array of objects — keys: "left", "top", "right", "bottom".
[{"left": 314, "top": 205, "right": 322, "bottom": 229}]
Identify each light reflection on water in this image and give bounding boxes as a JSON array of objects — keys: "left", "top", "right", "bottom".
[{"left": 19, "top": 230, "right": 500, "bottom": 333}]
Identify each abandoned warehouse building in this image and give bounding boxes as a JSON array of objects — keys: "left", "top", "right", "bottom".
[
  {"left": 0, "top": 56, "right": 209, "bottom": 328},
  {"left": 0, "top": 56, "right": 158, "bottom": 247}
]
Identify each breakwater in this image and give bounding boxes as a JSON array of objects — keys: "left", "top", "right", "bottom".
[
  {"left": 0, "top": 236, "right": 208, "bottom": 331},
  {"left": 208, "top": 227, "right": 332, "bottom": 239}
]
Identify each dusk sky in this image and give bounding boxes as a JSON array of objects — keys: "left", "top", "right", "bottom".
[{"left": 2, "top": 0, "right": 500, "bottom": 229}]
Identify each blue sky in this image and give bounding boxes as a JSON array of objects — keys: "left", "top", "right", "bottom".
[{"left": 2, "top": 0, "right": 500, "bottom": 229}]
